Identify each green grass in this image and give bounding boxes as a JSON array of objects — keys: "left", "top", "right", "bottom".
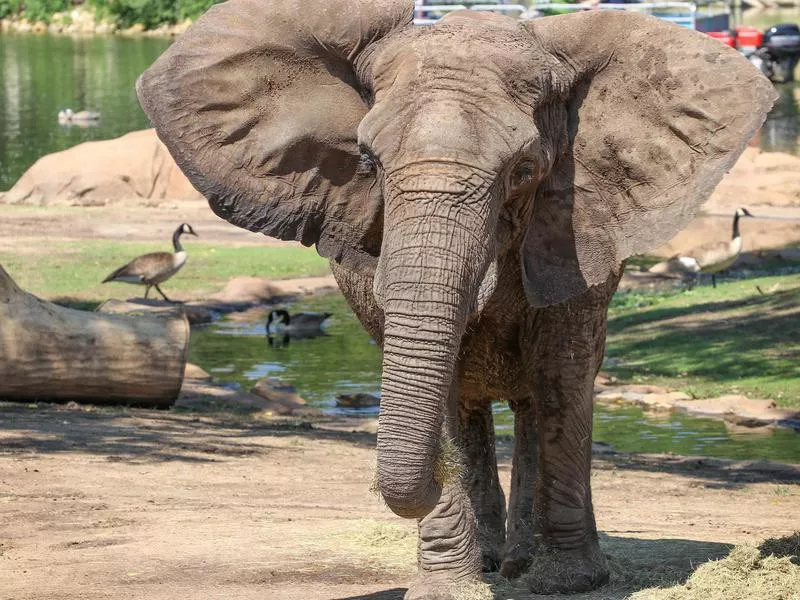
[
  {"left": 605, "top": 274, "right": 800, "bottom": 408},
  {"left": 0, "top": 240, "right": 330, "bottom": 301}
]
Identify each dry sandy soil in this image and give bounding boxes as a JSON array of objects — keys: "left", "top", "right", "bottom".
[
  {"left": 1, "top": 172, "right": 799, "bottom": 258},
  {"left": 0, "top": 201, "right": 272, "bottom": 251},
  {"left": 1, "top": 402, "right": 798, "bottom": 600}
]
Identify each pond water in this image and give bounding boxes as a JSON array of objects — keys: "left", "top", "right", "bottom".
[
  {"left": 0, "top": 34, "right": 170, "bottom": 190},
  {"left": 1, "top": 17, "right": 800, "bottom": 190},
  {"left": 189, "top": 293, "right": 800, "bottom": 464}
]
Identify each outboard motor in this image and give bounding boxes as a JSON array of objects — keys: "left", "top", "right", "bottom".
[{"left": 750, "top": 23, "right": 800, "bottom": 83}]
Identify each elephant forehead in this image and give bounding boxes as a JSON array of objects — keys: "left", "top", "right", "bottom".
[
  {"left": 359, "top": 27, "right": 545, "bottom": 168},
  {"left": 371, "top": 23, "right": 544, "bottom": 93}
]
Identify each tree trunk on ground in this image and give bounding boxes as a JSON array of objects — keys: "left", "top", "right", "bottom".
[{"left": 0, "top": 266, "right": 189, "bottom": 407}]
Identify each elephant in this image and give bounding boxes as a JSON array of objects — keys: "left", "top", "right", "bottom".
[{"left": 136, "top": 1, "right": 775, "bottom": 597}]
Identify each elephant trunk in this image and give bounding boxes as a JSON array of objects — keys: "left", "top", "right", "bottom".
[{"left": 375, "top": 169, "right": 495, "bottom": 519}]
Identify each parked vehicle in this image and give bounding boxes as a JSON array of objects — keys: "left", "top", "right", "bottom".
[{"left": 749, "top": 24, "right": 800, "bottom": 84}]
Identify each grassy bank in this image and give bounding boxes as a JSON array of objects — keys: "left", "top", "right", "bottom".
[
  {"left": 606, "top": 273, "right": 800, "bottom": 408},
  {"left": 0, "top": 240, "right": 329, "bottom": 301},
  {"left": 2, "top": 234, "right": 797, "bottom": 408}
]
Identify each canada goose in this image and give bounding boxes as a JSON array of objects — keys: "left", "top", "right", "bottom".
[
  {"left": 102, "top": 223, "right": 197, "bottom": 301},
  {"left": 266, "top": 309, "right": 332, "bottom": 335},
  {"left": 648, "top": 208, "right": 754, "bottom": 287},
  {"left": 58, "top": 108, "right": 101, "bottom": 123},
  {"left": 265, "top": 309, "right": 332, "bottom": 347}
]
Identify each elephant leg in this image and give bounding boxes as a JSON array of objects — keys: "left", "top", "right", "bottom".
[
  {"left": 406, "top": 390, "right": 485, "bottom": 600},
  {"left": 511, "top": 287, "right": 617, "bottom": 594},
  {"left": 405, "top": 484, "right": 487, "bottom": 600},
  {"left": 500, "top": 396, "right": 537, "bottom": 579},
  {"left": 459, "top": 402, "right": 506, "bottom": 572}
]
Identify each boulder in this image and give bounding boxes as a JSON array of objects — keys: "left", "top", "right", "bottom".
[
  {"left": 673, "top": 395, "right": 800, "bottom": 427},
  {"left": 184, "top": 363, "right": 212, "bottom": 381},
  {"left": 176, "top": 380, "right": 272, "bottom": 413},
  {"left": 96, "top": 298, "right": 214, "bottom": 326},
  {"left": 637, "top": 391, "right": 692, "bottom": 410},
  {"left": 211, "top": 275, "right": 337, "bottom": 304},
  {"left": 251, "top": 378, "right": 318, "bottom": 416},
  {"left": 1, "top": 129, "right": 202, "bottom": 206}
]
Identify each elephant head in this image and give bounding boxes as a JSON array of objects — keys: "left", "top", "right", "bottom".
[{"left": 138, "top": 0, "right": 774, "bottom": 519}]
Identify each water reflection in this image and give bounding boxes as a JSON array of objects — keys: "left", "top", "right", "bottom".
[
  {"left": 189, "top": 293, "right": 800, "bottom": 463},
  {"left": 2, "top": 21, "right": 800, "bottom": 189},
  {"left": 0, "top": 34, "right": 171, "bottom": 190},
  {"left": 758, "top": 83, "right": 800, "bottom": 154}
]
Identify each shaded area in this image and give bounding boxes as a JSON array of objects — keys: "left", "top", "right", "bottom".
[
  {"left": 0, "top": 402, "right": 378, "bottom": 464},
  {"left": 2, "top": 402, "right": 797, "bottom": 599},
  {"left": 3, "top": 401, "right": 797, "bottom": 482},
  {"left": 336, "top": 589, "right": 406, "bottom": 600},
  {"left": 760, "top": 531, "right": 800, "bottom": 565},
  {"left": 606, "top": 277, "right": 800, "bottom": 403}
]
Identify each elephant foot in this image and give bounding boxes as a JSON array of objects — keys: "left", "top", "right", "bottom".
[
  {"left": 477, "top": 525, "right": 505, "bottom": 573},
  {"left": 404, "top": 575, "right": 492, "bottom": 600},
  {"left": 481, "top": 549, "right": 502, "bottom": 573},
  {"left": 515, "top": 542, "right": 609, "bottom": 594},
  {"left": 498, "top": 541, "right": 533, "bottom": 580}
]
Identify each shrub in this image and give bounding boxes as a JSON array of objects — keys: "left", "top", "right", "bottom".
[
  {"left": 176, "top": 0, "right": 218, "bottom": 21},
  {"left": 105, "top": 0, "right": 175, "bottom": 28},
  {"left": 20, "top": 0, "right": 70, "bottom": 22}
]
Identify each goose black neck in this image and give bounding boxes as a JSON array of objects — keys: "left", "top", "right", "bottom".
[
  {"left": 267, "top": 309, "right": 291, "bottom": 326},
  {"left": 732, "top": 213, "right": 741, "bottom": 240},
  {"left": 172, "top": 227, "right": 184, "bottom": 252}
]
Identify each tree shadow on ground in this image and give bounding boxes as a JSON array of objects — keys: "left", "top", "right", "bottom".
[
  {"left": 607, "top": 287, "right": 799, "bottom": 379},
  {"left": 0, "top": 401, "right": 378, "bottom": 464},
  {"left": 3, "top": 401, "right": 798, "bottom": 482}
]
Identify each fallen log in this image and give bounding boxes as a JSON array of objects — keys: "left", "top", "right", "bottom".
[{"left": 0, "top": 266, "right": 189, "bottom": 407}]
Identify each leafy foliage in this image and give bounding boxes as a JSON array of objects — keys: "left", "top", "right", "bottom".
[
  {"left": 0, "top": 0, "right": 24, "bottom": 19},
  {"left": 2, "top": 0, "right": 222, "bottom": 27},
  {"left": 23, "top": 0, "right": 69, "bottom": 22}
]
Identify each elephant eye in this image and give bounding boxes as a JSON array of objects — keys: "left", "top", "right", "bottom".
[
  {"left": 510, "top": 161, "right": 537, "bottom": 188},
  {"left": 357, "top": 144, "right": 378, "bottom": 175}
]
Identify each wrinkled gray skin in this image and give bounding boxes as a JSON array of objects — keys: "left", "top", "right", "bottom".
[{"left": 137, "top": 2, "right": 775, "bottom": 597}]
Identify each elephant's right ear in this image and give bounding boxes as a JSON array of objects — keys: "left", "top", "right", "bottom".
[{"left": 137, "top": 0, "right": 413, "bottom": 274}]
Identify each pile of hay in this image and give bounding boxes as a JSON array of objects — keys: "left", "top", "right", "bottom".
[{"left": 630, "top": 533, "right": 800, "bottom": 600}]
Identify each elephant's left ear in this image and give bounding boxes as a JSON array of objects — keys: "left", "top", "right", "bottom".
[{"left": 520, "top": 11, "right": 776, "bottom": 307}]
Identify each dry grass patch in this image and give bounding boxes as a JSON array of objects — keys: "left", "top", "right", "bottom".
[
  {"left": 341, "top": 519, "right": 417, "bottom": 572},
  {"left": 629, "top": 535, "right": 800, "bottom": 600}
]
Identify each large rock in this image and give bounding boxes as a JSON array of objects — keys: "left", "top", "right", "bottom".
[
  {"left": 211, "top": 275, "right": 338, "bottom": 304},
  {"left": 250, "top": 378, "right": 317, "bottom": 416},
  {"left": 0, "top": 129, "right": 202, "bottom": 206}
]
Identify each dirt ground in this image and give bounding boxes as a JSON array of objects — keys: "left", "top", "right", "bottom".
[
  {"left": 1, "top": 403, "right": 798, "bottom": 600},
  {"left": 0, "top": 202, "right": 275, "bottom": 251},
  {"left": 1, "top": 195, "right": 799, "bottom": 259}
]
